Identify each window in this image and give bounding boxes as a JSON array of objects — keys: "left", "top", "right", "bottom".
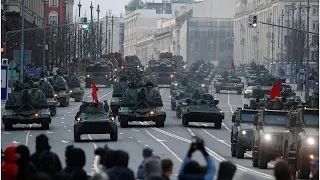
[
  {"left": 312, "top": 5, "right": 319, "bottom": 15},
  {"left": 49, "top": 11, "right": 58, "bottom": 25},
  {"left": 49, "top": 0, "right": 58, "bottom": 6}
]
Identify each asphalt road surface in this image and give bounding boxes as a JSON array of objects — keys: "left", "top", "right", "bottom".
[{"left": 3, "top": 81, "right": 306, "bottom": 180}]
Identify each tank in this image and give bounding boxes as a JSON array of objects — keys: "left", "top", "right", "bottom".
[
  {"left": 118, "top": 83, "right": 166, "bottom": 128},
  {"left": 50, "top": 75, "right": 71, "bottom": 107},
  {"left": 64, "top": 73, "right": 85, "bottom": 102},
  {"left": 37, "top": 78, "right": 58, "bottom": 116},
  {"left": 2, "top": 86, "right": 51, "bottom": 130},
  {"left": 110, "top": 78, "right": 128, "bottom": 116}
]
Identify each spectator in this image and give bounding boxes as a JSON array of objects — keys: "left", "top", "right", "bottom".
[
  {"left": 16, "top": 145, "right": 36, "bottom": 180},
  {"left": 217, "top": 161, "right": 237, "bottom": 180},
  {"left": 273, "top": 159, "right": 291, "bottom": 180},
  {"left": 60, "top": 145, "right": 88, "bottom": 180},
  {"left": 144, "top": 156, "right": 162, "bottom": 180},
  {"left": 1, "top": 145, "right": 18, "bottom": 180},
  {"left": 101, "top": 149, "right": 116, "bottom": 172},
  {"left": 137, "top": 147, "right": 154, "bottom": 180},
  {"left": 30, "top": 134, "right": 62, "bottom": 171},
  {"left": 92, "top": 171, "right": 109, "bottom": 180},
  {"left": 310, "top": 158, "right": 319, "bottom": 180},
  {"left": 37, "top": 150, "right": 64, "bottom": 180},
  {"left": 161, "top": 158, "right": 173, "bottom": 180},
  {"left": 108, "top": 150, "right": 135, "bottom": 180},
  {"left": 238, "top": 172, "right": 258, "bottom": 180},
  {"left": 32, "top": 172, "right": 52, "bottom": 180},
  {"left": 178, "top": 136, "right": 216, "bottom": 180}
]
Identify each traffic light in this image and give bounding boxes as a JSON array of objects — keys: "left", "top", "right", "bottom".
[
  {"left": 79, "top": 17, "right": 88, "bottom": 32},
  {"left": 248, "top": 15, "right": 257, "bottom": 28}
]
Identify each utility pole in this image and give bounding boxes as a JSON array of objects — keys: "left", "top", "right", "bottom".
[
  {"left": 256, "top": 30, "right": 259, "bottom": 64},
  {"left": 97, "top": 5, "right": 100, "bottom": 58},
  {"left": 111, "top": 15, "right": 114, "bottom": 53},
  {"left": 20, "top": 0, "right": 25, "bottom": 82},
  {"left": 305, "top": 0, "right": 311, "bottom": 101},
  {"left": 42, "top": 0, "right": 48, "bottom": 72},
  {"left": 271, "top": 24, "right": 275, "bottom": 76},
  {"left": 105, "top": 14, "right": 108, "bottom": 54},
  {"left": 90, "top": 1, "right": 94, "bottom": 59},
  {"left": 286, "top": 9, "right": 290, "bottom": 80},
  {"left": 63, "top": 0, "right": 68, "bottom": 68},
  {"left": 277, "top": 17, "right": 280, "bottom": 76},
  {"left": 297, "top": 2, "right": 302, "bottom": 90},
  {"left": 108, "top": 11, "right": 111, "bottom": 54},
  {"left": 290, "top": 2, "right": 296, "bottom": 83},
  {"left": 78, "top": 1, "right": 82, "bottom": 59},
  {"left": 281, "top": 10, "right": 284, "bottom": 75}
]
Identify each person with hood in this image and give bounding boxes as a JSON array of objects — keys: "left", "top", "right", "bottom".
[
  {"left": 108, "top": 150, "right": 135, "bottom": 180},
  {"left": 178, "top": 136, "right": 216, "bottom": 180},
  {"left": 216, "top": 161, "right": 237, "bottom": 180},
  {"left": 16, "top": 145, "right": 36, "bottom": 180},
  {"left": 30, "top": 134, "right": 62, "bottom": 171},
  {"left": 37, "top": 150, "right": 64, "bottom": 180},
  {"left": 137, "top": 147, "right": 154, "bottom": 180},
  {"left": 144, "top": 156, "right": 162, "bottom": 180},
  {"left": 101, "top": 149, "right": 116, "bottom": 172},
  {"left": 2, "top": 146, "right": 19, "bottom": 180},
  {"left": 60, "top": 145, "right": 88, "bottom": 180}
]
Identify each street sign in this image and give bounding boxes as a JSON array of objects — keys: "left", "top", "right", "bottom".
[{"left": 1, "top": 65, "right": 9, "bottom": 101}]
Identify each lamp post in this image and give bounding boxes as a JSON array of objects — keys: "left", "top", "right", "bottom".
[
  {"left": 78, "top": 1, "right": 82, "bottom": 58},
  {"left": 90, "top": 1, "right": 94, "bottom": 59},
  {"left": 42, "top": 0, "right": 48, "bottom": 72},
  {"left": 20, "top": 0, "right": 25, "bottom": 81},
  {"left": 63, "top": 0, "right": 68, "bottom": 68},
  {"left": 97, "top": 5, "right": 100, "bottom": 58},
  {"left": 305, "top": 0, "right": 311, "bottom": 101}
]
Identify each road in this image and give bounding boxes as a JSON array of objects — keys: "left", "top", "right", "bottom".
[{"left": 2, "top": 83, "right": 285, "bottom": 179}]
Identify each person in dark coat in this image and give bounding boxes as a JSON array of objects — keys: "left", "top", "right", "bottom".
[
  {"left": 16, "top": 145, "right": 36, "bottom": 180},
  {"left": 37, "top": 150, "right": 64, "bottom": 180},
  {"left": 29, "top": 134, "right": 62, "bottom": 172},
  {"left": 217, "top": 161, "right": 237, "bottom": 180},
  {"left": 108, "top": 150, "right": 135, "bottom": 180}
]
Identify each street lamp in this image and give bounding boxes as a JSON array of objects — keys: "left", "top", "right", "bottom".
[
  {"left": 90, "top": 1, "right": 94, "bottom": 59},
  {"left": 42, "top": 0, "right": 48, "bottom": 72},
  {"left": 78, "top": 0, "right": 82, "bottom": 17},
  {"left": 97, "top": 5, "right": 100, "bottom": 58}
]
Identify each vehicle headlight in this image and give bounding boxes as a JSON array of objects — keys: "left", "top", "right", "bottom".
[
  {"left": 114, "top": 69, "right": 118, "bottom": 71},
  {"left": 307, "top": 138, "right": 315, "bottom": 145},
  {"left": 219, "top": 110, "right": 223, "bottom": 114},
  {"left": 175, "top": 83, "right": 178, "bottom": 86},
  {"left": 54, "top": 94, "right": 58, "bottom": 97},
  {"left": 86, "top": 75, "right": 90, "bottom": 77},
  {"left": 77, "top": 118, "right": 80, "bottom": 121},
  {"left": 137, "top": 66, "right": 140, "bottom": 68},
  {"left": 264, "top": 134, "right": 271, "bottom": 141},
  {"left": 183, "top": 65, "right": 186, "bottom": 69},
  {"left": 69, "top": 90, "right": 72, "bottom": 93},
  {"left": 201, "top": 84, "right": 205, "bottom": 87},
  {"left": 34, "top": 113, "right": 40, "bottom": 118},
  {"left": 105, "top": 75, "right": 108, "bottom": 77},
  {"left": 242, "top": 130, "right": 246, "bottom": 135},
  {"left": 170, "top": 74, "right": 174, "bottom": 78},
  {"left": 150, "top": 110, "right": 155, "bottom": 115}
]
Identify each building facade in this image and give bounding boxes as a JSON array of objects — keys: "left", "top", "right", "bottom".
[
  {"left": 234, "top": 0, "right": 319, "bottom": 76},
  {"left": 102, "top": 16, "right": 125, "bottom": 56},
  {"left": 46, "top": 0, "right": 74, "bottom": 25}
]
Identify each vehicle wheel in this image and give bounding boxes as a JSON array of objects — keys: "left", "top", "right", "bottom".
[
  {"left": 252, "top": 152, "right": 258, "bottom": 167},
  {"left": 119, "top": 117, "right": 128, "bottom": 128},
  {"left": 236, "top": 141, "right": 245, "bottom": 159},
  {"left": 297, "top": 152, "right": 310, "bottom": 179},
  {"left": 214, "top": 120, "right": 222, "bottom": 129},
  {"left": 176, "top": 110, "right": 181, "bottom": 118},
  {"left": 231, "top": 140, "right": 236, "bottom": 157},
  {"left": 4, "top": 123, "right": 13, "bottom": 130},
  {"left": 156, "top": 116, "right": 165, "bottom": 127},
  {"left": 258, "top": 145, "right": 268, "bottom": 169},
  {"left": 74, "top": 133, "right": 81, "bottom": 142},
  {"left": 171, "top": 103, "right": 176, "bottom": 111},
  {"left": 41, "top": 123, "right": 50, "bottom": 130},
  {"left": 110, "top": 132, "right": 118, "bottom": 141},
  {"left": 182, "top": 117, "right": 189, "bottom": 127}
]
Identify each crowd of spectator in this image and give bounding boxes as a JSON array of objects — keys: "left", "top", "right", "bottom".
[{"left": 1, "top": 134, "right": 319, "bottom": 180}]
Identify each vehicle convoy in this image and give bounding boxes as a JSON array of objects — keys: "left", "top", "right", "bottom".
[
  {"left": 146, "top": 56, "right": 176, "bottom": 86},
  {"left": 181, "top": 92, "right": 224, "bottom": 129},
  {"left": 49, "top": 75, "right": 71, "bottom": 107},
  {"left": 110, "top": 75, "right": 128, "bottom": 116},
  {"left": 64, "top": 73, "right": 84, "bottom": 102},
  {"left": 118, "top": 82, "right": 166, "bottom": 128},
  {"left": 73, "top": 101, "right": 118, "bottom": 142},
  {"left": 215, "top": 76, "right": 243, "bottom": 94},
  {"left": 231, "top": 108, "right": 258, "bottom": 158},
  {"left": 85, "top": 62, "right": 112, "bottom": 88},
  {"left": 2, "top": 83, "right": 51, "bottom": 130},
  {"left": 252, "top": 108, "right": 288, "bottom": 169},
  {"left": 36, "top": 78, "right": 58, "bottom": 116},
  {"left": 124, "top": 55, "right": 142, "bottom": 70},
  {"left": 283, "top": 107, "right": 319, "bottom": 179}
]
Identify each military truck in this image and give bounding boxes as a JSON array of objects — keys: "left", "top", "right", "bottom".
[
  {"left": 118, "top": 84, "right": 166, "bottom": 128},
  {"left": 74, "top": 101, "right": 118, "bottom": 142},
  {"left": 49, "top": 75, "right": 71, "bottom": 107},
  {"left": 110, "top": 77, "right": 128, "bottom": 116},
  {"left": 215, "top": 77, "right": 243, "bottom": 94},
  {"left": 85, "top": 63, "right": 112, "bottom": 88},
  {"left": 64, "top": 73, "right": 84, "bottom": 102},
  {"left": 37, "top": 78, "right": 58, "bottom": 116},
  {"left": 283, "top": 107, "right": 319, "bottom": 179},
  {"left": 252, "top": 108, "right": 288, "bottom": 169},
  {"left": 181, "top": 93, "right": 224, "bottom": 129},
  {"left": 2, "top": 86, "right": 51, "bottom": 130},
  {"left": 147, "top": 62, "right": 175, "bottom": 86},
  {"left": 231, "top": 108, "right": 258, "bottom": 158}
]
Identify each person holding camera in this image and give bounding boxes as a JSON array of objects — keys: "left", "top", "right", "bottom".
[{"left": 178, "top": 136, "right": 216, "bottom": 180}]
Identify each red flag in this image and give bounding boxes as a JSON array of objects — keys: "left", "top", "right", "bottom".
[
  {"left": 269, "top": 81, "right": 281, "bottom": 100},
  {"left": 92, "top": 83, "right": 99, "bottom": 102},
  {"left": 231, "top": 59, "right": 235, "bottom": 70},
  {"left": 121, "top": 60, "right": 127, "bottom": 71}
]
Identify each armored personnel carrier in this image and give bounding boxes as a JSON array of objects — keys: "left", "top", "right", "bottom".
[
  {"left": 64, "top": 73, "right": 84, "bottom": 102},
  {"left": 85, "top": 63, "right": 112, "bottom": 88},
  {"left": 283, "top": 107, "right": 319, "bottom": 179},
  {"left": 74, "top": 101, "right": 118, "bottom": 142},
  {"left": 110, "top": 76, "right": 128, "bottom": 116},
  {"left": 252, "top": 108, "right": 288, "bottom": 169},
  {"left": 231, "top": 108, "right": 258, "bottom": 158},
  {"left": 49, "top": 75, "right": 71, "bottom": 107},
  {"left": 118, "top": 83, "right": 166, "bottom": 128},
  {"left": 2, "top": 85, "right": 51, "bottom": 130},
  {"left": 181, "top": 93, "right": 224, "bottom": 129},
  {"left": 37, "top": 78, "right": 58, "bottom": 116},
  {"left": 215, "top": 76, "right": 243, "bottom": 94}
]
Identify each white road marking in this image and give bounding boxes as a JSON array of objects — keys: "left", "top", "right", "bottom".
[
  {"left": 11, "top": 141, "right": 21, "bottom": 144},
  {"left": 61, "top": 118, "right": 64, "bottom": 119},
  {"left": 138, "top": 141, "right": 142, "bottom": 143},
  {"left": 63, "top": 126, "right": 66, "bottom": 128},
  {"left": 46, "top": 130, "right": 54, "bottom": 134},
  {"left": 3, "top": 132, "right": 11, "bottom": 135},
  {"left": 145, "top": 144, "right": 149, "bottom": 146},
  {"left": 129, "top": 137, "right": 133, "bottom": 138},
  {"left": 61, "top": 140, "right": 69, "bottom": 143},
  {"left": 187, "top": 128, "right": 195, "bottom": 136},
  {"left": 131, "top": 128, "right": 140, "bottom": 132}
]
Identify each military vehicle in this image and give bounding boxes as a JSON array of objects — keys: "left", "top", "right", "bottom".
[
  {"left": 181, "top": 93, "right": 224, "bottom": 129},
  {"left": 147, "top": 60, "right": 176, "bottom": 86},
  {"left": 64, "top": 73, "right": 85, "bottom": 102},
  {"left": 283, "top": 107, "right": 319, "bottom": 179},
  {"left": 74, "top": 101, "right": 118, "bottom": 142},
  {"left": 170, "top": 85, "right": 195, "bottom": 111},
  {"left": 2, "top": 85, "right": 51, "bottom": 130},
  {"left": 49, "top": 75, "right": 71, "bottom": 107},
  {"left": 110, "top": 76, "right": 128, "bottom": 116},
  {"left": 215, "top": 77, "right": 243, "bottom": 94},
  {"left": 118, "top": 84, "right": 166, "bottom": 128},
  {"left": 252, "top": 108, "right": 288, "bottom": 169},
  {"left": 174, "top": 92, "right": 190, "bottom": 118},
  {"left": 307, "top": 84, "right": 319, "bottom": 108},
  {"left": 124, "top": 55, "right": 142, "bottom": 70},
  {"left": 231, "top": 108, "right": 258, "bottom": 158},
  {"left": 37, "top": 78, "right": 58, "bottom": 116},
  {"left": 85, "top": 63, "right": 111, "bottom": 88}
]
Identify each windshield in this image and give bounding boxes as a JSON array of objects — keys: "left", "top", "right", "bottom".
[
  {"left": 247, "top": 86, "right": 253, "bottom": 90},
  {"left": 152, "top": 67, "right": 175, "bottom": 72},
  {"left": 264, "top": 114, "right": 287, "bottom": 125},
  {"left": 240, "top": 113, "right": 255, "bottom": 122},
  {"left": 304, "top": 114, "right": 319, "bottom": 126}
]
